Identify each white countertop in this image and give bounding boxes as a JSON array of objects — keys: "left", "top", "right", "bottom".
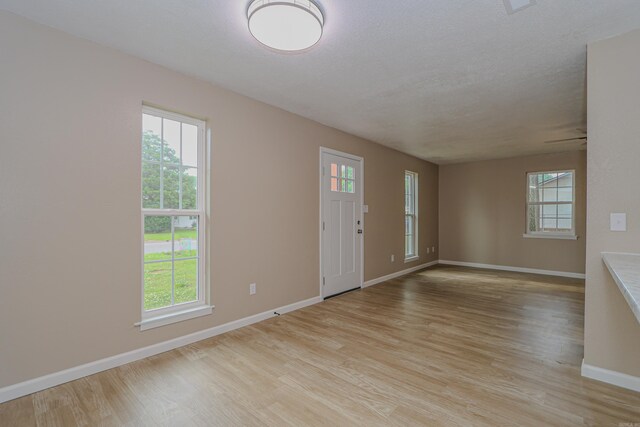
[{"left": 602, "top": 252, "right": 640, "bottom": 325}]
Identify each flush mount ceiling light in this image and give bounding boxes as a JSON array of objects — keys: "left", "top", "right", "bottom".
[
  {"left": 503, "top": 0, "right": 536, "bottom": 14},
  {"left": 248, "top": 0, "right": 324, "bottom": 52}
]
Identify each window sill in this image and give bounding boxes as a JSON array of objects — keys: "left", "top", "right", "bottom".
[
  {"left": 523, "top": 233, "right": 578, "bottom": 240},
  {"left": 135, "top": 305, "right": 214, "bottom": 331},
  {"left": 404, "top": 255, "right": 420, "bottom": 263}
]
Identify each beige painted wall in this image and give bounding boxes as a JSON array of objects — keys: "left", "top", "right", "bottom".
[
  {"left": 584, "top": 28, "right": 640, "bottom": 376},
  {"left": 0, "top": 12, "right": 438, "bottom": 388},
  {"left": 439, "top": 151, "right": 586, "bottom": 274}
]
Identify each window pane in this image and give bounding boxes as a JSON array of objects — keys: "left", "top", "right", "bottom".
[
  {"left": 341, "top": 165, "right": 346, "bottom": 178},
  {"left": 558, "top": 219, "right": 572, "bottom": 230},
  {"left": 182, "top": 167, "right": 198, "bottom": 209},
  {"left": 558, "top": 187, "right": 573, "bottom": 202},
  {"left": 174, "top": 216, "right": 198, "bottom": 259},
  {"left": 174, "top": 259, "right": 198, "bottom": 305},
  {"left": 144, "top": 216, "right": 172, "bottom": 262},
  {"left": 144, "top": 262, "right": 172, "bottom": 311},
  {"left": 541, "top": 218, "right": 557, "bottom": 230},
  {"left": 405, "top": 215, "right": 414, "bottom": 235},
  {"left": 142, "top": 162, "right": 161, "bottom": 209},
  {"left": 528, "top": 175, "right": 540, "bottom": 202},
  {"left": 527, "top": 205, "right": 539, "bottom": 232},
  {"left": 558, "top": 172, "right": 572, "bottom": 186},
  {"left": 347, "top": 166, "right": 354, "bottom": 179},
  {"left": 162, "top": 166, "right": 180, "bottom": 209},
  {"left": 542, "top": 188, "right": 558, "bottom": 202},
  {"left": 405, "top": 235, "right": 414, "bottom": 256},
  {"left": 162, "top": 119, "right": 181, "bottom": 165},
  {"left": 558, "top": 203, "right": 573, "bottom": 217},
  {"left": 340, "top": 178, "right": 346, "bottom": 192},
  {"left": 542, "top": 204, "right": 557, "bottom": 218},
  {"left": 143, "top": 114, "right": 162, "bottom": 139},
  {"left": 331, "top": 163, "right": 337, "bottom": 177},
  {"left": 182, "top": 123, "right": 198, "bottom": 167},
  {"left": 142, "top": 115, "right": 162, "bottom": 162},
  {"left": 406, "top": 193, "right": 414, "bottom": 214},
  {"left": 331, "top": 177, "right": 338, "bottom": 192}
]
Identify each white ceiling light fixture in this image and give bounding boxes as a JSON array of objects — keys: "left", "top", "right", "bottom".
[
  {"left": 503, "top": 0, "right": 536, "bottom": 15},
  {"left": 247, "top": 0, "right": 324, "bottom": 52}
]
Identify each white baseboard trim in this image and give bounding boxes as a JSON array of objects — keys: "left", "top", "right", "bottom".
[
  {"left": 581, "top": 360, "right": 640, "bottom": 392},
  {"left": 0, "top": 296, "right": 323, "bottom": 404},
  {"left": 438, "top": 260, "right": 586, "bottom": 279},
  {"left": 363, "top": 260, "right": 439, "bottom": 288}
]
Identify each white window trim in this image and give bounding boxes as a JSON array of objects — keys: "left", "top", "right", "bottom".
[
  {"left": 524, "top": 169, "right": 577, "bottom": 240},
  {"left": 522, "top": 233, "right": 578, "bottom": 240},
  {"left": 138, "top": 105, "right": 212, "bottom": 330},
  {"left": 405, "top": 171, "right": 419, "bottom": 262}
]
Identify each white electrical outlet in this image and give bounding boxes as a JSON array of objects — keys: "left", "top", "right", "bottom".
[
  {"left": 426, "top": 248, "right": 430, "bottom": 254},
  {"left": 432, "top": 246, "right": 436, "bottom": 253},
  {"left": 391, "top": 254, "right": 395, "bottom": 262},
  {"left": 249, "top": 283, "right": 256, "bottom": 295}
]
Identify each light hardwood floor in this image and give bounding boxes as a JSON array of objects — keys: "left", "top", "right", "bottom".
[{"left": 2, "top": 265, "right": 640, "bottom": 426}]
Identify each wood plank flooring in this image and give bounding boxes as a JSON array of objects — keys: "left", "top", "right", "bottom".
[{"left": 2, "top": 265, "right": 640, "bottom": 426}]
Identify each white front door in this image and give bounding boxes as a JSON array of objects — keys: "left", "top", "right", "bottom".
[{"left": 321, "top": 149, "right": 363, "bottom": 298}]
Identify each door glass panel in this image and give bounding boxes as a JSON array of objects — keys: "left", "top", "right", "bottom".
[
  {"left": 347, "top": 180, "right": 354, "bottom": 193},
  {"left": 331, "top": 177, "right": 338, "bottom": 192}
]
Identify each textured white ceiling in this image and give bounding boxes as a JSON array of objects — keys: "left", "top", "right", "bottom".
[{"left": 2, "top": 0, "right": 639, "bottom": 163}]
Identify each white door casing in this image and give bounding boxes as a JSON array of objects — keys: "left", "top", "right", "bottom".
[{"left": 320, "top": 148, "right": 364, "bottom": 298}]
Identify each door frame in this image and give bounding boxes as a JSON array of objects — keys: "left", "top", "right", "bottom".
[{"left": 319, "top": 147, "right": 365, "bottom": 298}]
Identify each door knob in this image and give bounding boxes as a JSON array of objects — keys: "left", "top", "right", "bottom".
[{"left": 357, "top": 229, "right": 363, "bottom": 234}]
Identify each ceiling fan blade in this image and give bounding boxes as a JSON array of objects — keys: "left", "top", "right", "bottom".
[{"left": 544, "top": 136, "right": 588, "bottom": 144}]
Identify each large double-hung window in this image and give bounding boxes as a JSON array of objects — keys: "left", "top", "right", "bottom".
[
  {"left": 139, "top": 106, "right": 210, "bottom": 330},
  {"left": 525, "top": 170, "right": 576, "bottom": 239}
]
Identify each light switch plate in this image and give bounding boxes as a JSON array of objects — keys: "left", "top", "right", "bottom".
[
  {"left": 610, "top": 213, "right": 627, "bottom": 232},
  {"left": 363, "top": 205, "right": 369, "bottom": 213}
]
